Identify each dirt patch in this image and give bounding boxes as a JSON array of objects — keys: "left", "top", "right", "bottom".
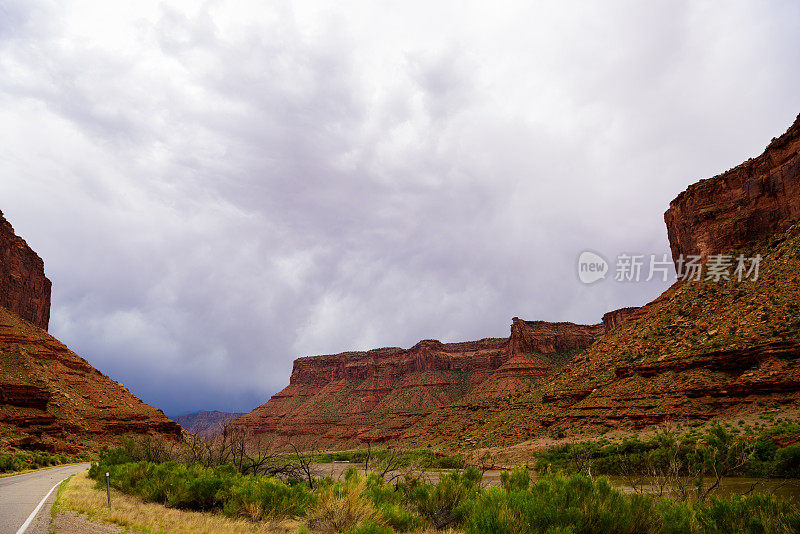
[{"left": 52, "top": 510, "right": 125, "bottom": 534}]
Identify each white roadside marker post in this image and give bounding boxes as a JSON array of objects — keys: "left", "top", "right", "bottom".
[{"left": 106, "top": 472, "right": 111, "bottom": 508}]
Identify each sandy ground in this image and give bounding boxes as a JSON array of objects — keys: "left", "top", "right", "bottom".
[
  {"left": 52, "top": 510, "right": 126, "bottom": 534},
  {"left": 312, "top": 461, "right": 507, "bottom": 486}
]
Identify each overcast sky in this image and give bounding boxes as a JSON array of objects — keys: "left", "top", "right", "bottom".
[{"left": 1, "top": 0, "right": 798, "bottom": 416}]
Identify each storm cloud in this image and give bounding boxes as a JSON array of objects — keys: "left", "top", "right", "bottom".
[{"left": 1, "top": 0, "right": 799, "bottom": 415}]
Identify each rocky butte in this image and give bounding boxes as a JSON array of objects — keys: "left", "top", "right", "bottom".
[
  {"left": 0, "top": 211, "right": 182, "bottom": 452},
  {"left": 239, "top": 112, "right": 800, "bottom": 450}
]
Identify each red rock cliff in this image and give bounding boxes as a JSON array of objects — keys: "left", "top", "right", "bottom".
[
  {"left": 0, "top": 210, "right": 182, "bottom": 451},
  {"left": 665, "top": 114, "right": 800, "bottom": 265},
  {"left": 236, "top": 319, "right": 603, "bottom": 445},
  {"left": 0, "top": 211, "right": 51, "bottom": 330},
  {"left": 509, "top": 318, "right": 603, "bottom": 355},
  {"left": 601, "top": 307, "right": 640, "bottom": 333}
]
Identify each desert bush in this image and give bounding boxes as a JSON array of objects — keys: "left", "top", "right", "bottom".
[
  {"left": 533, "top": 422, "right": 800, "bottom": 490},
  {"left": 89, "top": 456, "right": 800, "bottom": 533},
  {"left": 222, "top": 475, "right": 314, "bottom": 519},
  {"left": 342, "top": 521, "right": 393, "bottom": 534},
  {"left": 428, "top": 454, "right": 465, "bottom": 469},
  {"left": 362, "top": 472, "right": 423, "bottom": 531},
  {"left": 773, "top": 444, "right": 800, "bottom": 478},
  {"left": 465, "top": 471, "right": 800, "bottom": 534},
  {"left": 375, "top": 502, "right": 422, "bottom": 532},
  {"left": 309, "top": 475, "right": 385, "bottom": 532},
  {"left": 410, "top": 467, "right": 482, "bottom": 529},
  {"left": 465, "top": 472, "right": 656, "bottom": 534},
  {"left": 500, "top": 467, "right": 531, "bottom": 491},
  {"left": 694, "top": 493, "right": 800, "bottom": 534}
]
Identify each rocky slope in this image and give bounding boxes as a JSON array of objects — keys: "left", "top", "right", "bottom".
[
  {"left": 416, "top": 221, "right": 800, "bottom": 448},
  {"left": 235, "top": 320, "right": 603, "bottom": 446},
  {"left": 0, "top": 213, "right": 182, "bottom": 452},
  {"left": 0, "top": 211, "right": 51, "bottom": 330},
  {"left": 0, "top": 307, "right": 183, "bottom": 452}
]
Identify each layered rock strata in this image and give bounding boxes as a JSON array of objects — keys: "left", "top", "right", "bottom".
[
  {"left": 665, "top": 114, "right": 800, "bottom": 265},
  {"left": 0, "top": 211, "right": 51, "bottom": 330},
  {"left": 236, "top": 320, "right": 603, "bottom": 445}
]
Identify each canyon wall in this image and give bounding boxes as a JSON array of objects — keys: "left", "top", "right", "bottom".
[
  {"left": 0, "top": 211, "right": 51, "bottom": 330},
  {"left": 239, "top": 113, "right": 800, "bottom": 451},
  {"left": 601, "top": 307, "right": 640, "bottom": 333},
  {"left": 0, "top": 305, "right": 183, "bottom": 452},
  {"left": 236, "top": 319, "right": 603, "bottom": 444},
  {"left": 400, "top": 114, "right": 800, "bottom": 450},
  {"left": 509, "top": 318, "right": 603, "bottom": 355},
  {"left": 665, "top": 114, "right": 800, "bottom": 265},
  {"left": 0, "top": 210, "right": 182, "bottom": 451}
]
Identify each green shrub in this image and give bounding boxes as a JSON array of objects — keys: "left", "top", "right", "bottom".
[
  {"left": 465, "top": 473, "right": 655, "bottom": 534},
  {"left": 377, "top": 502, "right": 423, "bottom": 531},
  {"left": 0, "top": 451, "right": 26, "bottom": 473},
  {"left": 411, "top": 468, "right": 481, "bottom": 529},
  {"left": 222, "top": 475, "right": 313, "bottom": 519},
  {"left": 428, "top": 454, "right": 465, "bottom": 469},
  {"left": 88, "top": 456, "right": 800, "bottom": 533},
  {"left": 500, "top": 467, "right": 530, "bottom": 491},
  {"left": 309, "top": 475, "right": 383, "bottom": 532},
  {"left": 0, "top": 448, "right": 74, "bottom": 474},
  {"left": 773, "top": 444, "right": 800, "bottom": 478},
  {"left": 655, "top": 499, "right": 695, "bottom": 534},
  {"left": 695, "top": 493, "right": 800, "bottom": 534}
]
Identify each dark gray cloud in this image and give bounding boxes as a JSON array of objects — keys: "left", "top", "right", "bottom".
[{"left": 1, "top": 0, "right": 799, "bottom": 416}]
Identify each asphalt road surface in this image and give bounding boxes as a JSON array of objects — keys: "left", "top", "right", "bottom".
[{"left": 0, "top": 464, "right": 90, "bottom": 534}]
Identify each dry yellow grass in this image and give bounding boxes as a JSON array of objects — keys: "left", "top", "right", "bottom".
[
  {"left": 55, "top": 470, "right": 302, "bottom": 533},
  {"left": 308, "top": 478, "right": 384, "bottom": 532}
]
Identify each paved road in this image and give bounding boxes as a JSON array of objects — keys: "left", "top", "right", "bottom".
[{"left": 0, "top": 464, "right": 90, "bottom": 534}]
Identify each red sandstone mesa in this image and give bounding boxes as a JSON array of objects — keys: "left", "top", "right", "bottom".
[{"left": 235, "top": 319, "right": 604, "bottom": 444}]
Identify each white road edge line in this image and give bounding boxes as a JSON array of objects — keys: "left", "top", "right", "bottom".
[{"left": 15, "top": 473, "right": 70, "bottom": 534}]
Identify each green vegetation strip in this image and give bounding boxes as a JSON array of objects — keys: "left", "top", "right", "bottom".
[
  {"left": 536, "top": 421, "right": 800, "bottom": 482},
  {"left": 0, "top": 448, "right": 88, "bottom": 475},
  {"left": 91, "top": 441, "right": 800, "bottom": 533}
]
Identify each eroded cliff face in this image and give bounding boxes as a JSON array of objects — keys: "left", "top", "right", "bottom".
[
  {"left": 0, "top": 210, "right": 182, "bottom": 451},
  {"left": 601, "top": 307, "right": 640, "bottom": 333},
  {"left": 665, "top": 114, "right": 800, "bottom": 265},
  {"left": 509, "top": 318, "right": 603, "bottom": 354},
  {"left": 0, "top": 211, "right": 51, "bottom": 330},
  {"left": 236, "top": 320, "right": 603, "bottom": 445}
]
